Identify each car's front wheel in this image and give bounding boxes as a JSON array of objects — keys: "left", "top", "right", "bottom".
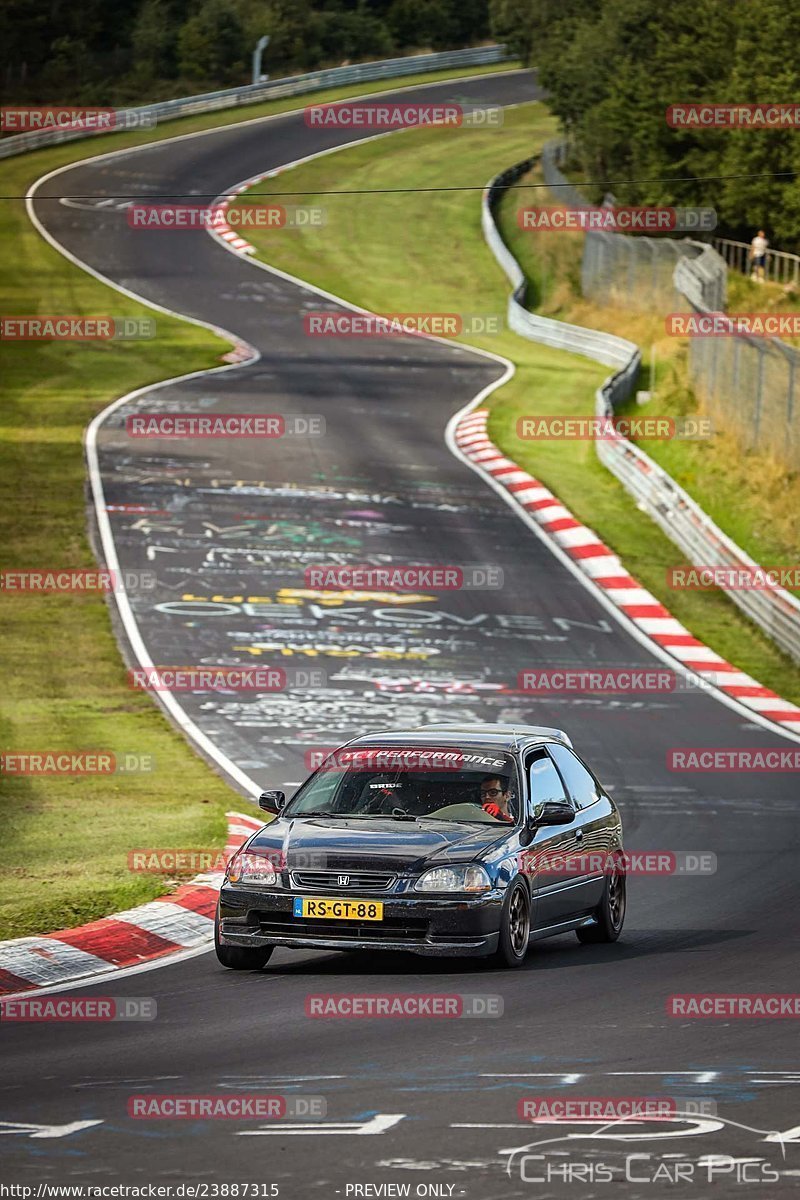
[
  {"left": 493, "top": 879, "right": 531, "bottom": 967},
  {"left": 576, "top": 856, "right": 626, "bottom": 944},
  {"left": 215, "top": 917, "right": 274, "bottom": 971}
]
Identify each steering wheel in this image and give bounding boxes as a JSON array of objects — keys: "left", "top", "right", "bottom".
[
  {"left": 361, "top": 789, "right": 400, "bottom": 815},
  {"left": 427, "top": 802, "right": 499, "bottom": 822}
]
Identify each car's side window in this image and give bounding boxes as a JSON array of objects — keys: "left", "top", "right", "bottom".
[
  {"left": 526, "top": 749, "right": 571, "bottom": 813},
  {"left": 549, "top": 744, "right": 602, "bottom": 810}
]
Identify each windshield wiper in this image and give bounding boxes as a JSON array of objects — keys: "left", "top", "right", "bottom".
[
  {"left": 290, "top": 810, "right": 357, "bottom": 819},
  {"left": 289, "top": 809, "right": 420, "bottom": 821}
]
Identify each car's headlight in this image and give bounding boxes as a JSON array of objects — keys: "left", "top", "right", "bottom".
[
  {"left": 226, "top": 851, "right": 279, "bottom": 887},
  {"left": 414, "top": 864, "right": 491, "bottom": 893}
]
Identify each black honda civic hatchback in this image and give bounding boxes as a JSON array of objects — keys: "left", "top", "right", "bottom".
[{"left": 215, "top": 723, "right": 625, "bottom": 969}]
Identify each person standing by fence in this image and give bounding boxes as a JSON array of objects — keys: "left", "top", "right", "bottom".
[{"left": 750, "top": 229, "right": 769, "bottom": 282}]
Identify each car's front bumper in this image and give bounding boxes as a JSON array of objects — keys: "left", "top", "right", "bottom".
[{"left": 217, "top": 885, "right": 504, "bottom": 957}]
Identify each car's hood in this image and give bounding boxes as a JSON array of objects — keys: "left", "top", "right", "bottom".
[{"left": 246, "top": 816, "right": 512, "bottom": 873}]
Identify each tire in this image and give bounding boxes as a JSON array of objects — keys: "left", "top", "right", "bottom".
[
  {"left": 576, "top": 855, "right": 626, "bottom": 944},
  {"left": 492, "top": 879, "right": 531, "bottom": 968},
  {"left": 215, "top": 918, "right": 274, "bottom": 971}
]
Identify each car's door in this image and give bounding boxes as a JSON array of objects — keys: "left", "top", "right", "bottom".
[
  {"left": 525, "top": 748, "right": 589, "bottom": 928},
  {"left": 549, "top": 743, "right": 617, "bottom": 914}
]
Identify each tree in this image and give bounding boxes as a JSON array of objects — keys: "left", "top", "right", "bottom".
[
  {"left": 177, "top": 0, "right": 246, "bottom": 83},
  {"left": 718, "top": 0, "right": 800, "bottom": 246},
  {"left": 131, "top": 0, "right": 180, "bottom": 80}
]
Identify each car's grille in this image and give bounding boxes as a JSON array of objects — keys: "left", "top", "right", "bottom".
[
  {"left": 254, "top": 911, "right": 428, "bottom": 942},
  {"left": 290, "top": 869, "right": 397, "bottom": 892}
]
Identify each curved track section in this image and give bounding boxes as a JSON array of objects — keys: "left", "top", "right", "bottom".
[{"left": 4, "top": 71, "right": 799, "bottom": 1194}]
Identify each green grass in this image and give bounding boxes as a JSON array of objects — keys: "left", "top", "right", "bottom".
[
  {"left": 0, "top": 164, "right": 236, "bottom": 940},
  {"left": 231, "top": 101, "right": 800, "bottom": 707},
  {"left": 0, "top": 61, "right": 521, "bottom": 941}
]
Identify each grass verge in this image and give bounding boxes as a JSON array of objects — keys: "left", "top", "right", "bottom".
[
  {"left": 0, "top": 61, "right": 520, "bottom": 941},
  {"left": 230, "top": 101, "right": 800, "bottom": 706}
]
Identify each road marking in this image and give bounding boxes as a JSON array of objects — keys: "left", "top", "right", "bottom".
[
  {"left": 480, "top": 1073, "right": 585, "bottom": 1083},
  {"left": 766, "top": 1125, "right": 800, "bottom": 1144},
  {"left": 239, "top": 1113, "right": 405, "bottom": 1136},
  {"left": 0, "top": 1120, "right": 103, "bottom": 1139}
]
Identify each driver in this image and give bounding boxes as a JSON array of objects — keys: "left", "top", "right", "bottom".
[{"left": 480, "top": 775, "right": 514, "bottom": 823}]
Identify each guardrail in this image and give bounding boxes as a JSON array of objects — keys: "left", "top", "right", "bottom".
[
  {"left": 0, "top": 45, "right": 512, "bottom": 161},
  {"left": 482, "top": 156, "right": 800, "bottom": 665},
  {"left": 714, "top": 236, "right": 800, "bottom": 286},
  {"left": 483, "top": 160, "right": 641, "bottom": 385}
]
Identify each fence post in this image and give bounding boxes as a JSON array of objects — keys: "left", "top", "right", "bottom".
[
  {"left": 788, "top": 355, "right": 796, "bottom": 424},
  {"left": 753, "top": 345, "right": 765, "bottom": 447},
  {"left": 732, "top": 336, "right": 740, "bottom": 397},
  {"left": 710, "top": 326, "right": 724, "bottom": 400}
]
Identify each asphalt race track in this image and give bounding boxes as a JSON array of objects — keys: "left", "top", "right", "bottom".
[{"left": 4, "top": 70, "right": 799, "bottom": 1196}]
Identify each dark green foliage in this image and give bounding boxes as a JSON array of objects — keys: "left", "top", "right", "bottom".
[
  {"left": 0, "top": 0, "right": 489, "bottom": 104},
  {"left": 489, "top": 0, "right": 800, "bottom": 248}
]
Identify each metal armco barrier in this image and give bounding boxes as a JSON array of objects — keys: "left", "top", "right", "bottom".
[
  {"left": 0, "top": 45, "right": 512, "bottom": 160},
  {"left": 483, "top": 157, "right": 800, "bottom": 665}
]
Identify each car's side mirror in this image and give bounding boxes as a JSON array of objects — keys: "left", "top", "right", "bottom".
[
  {"left": 258, "top": 790, "right": 286, "bottom": 814},
  {"left": 529, "top": 800, "right": 575, "bottom": 827}
]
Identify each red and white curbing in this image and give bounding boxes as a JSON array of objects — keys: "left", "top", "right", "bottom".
[
  {"left": 211, "top": 172, "right": 284, "bottom": 255},
  {"left": 0, "top": 811, "right": 263, "bottom": 996},
  {"left": 210, "top": 181, "right": 259, "bottom": 254},
  {"left": 454, "top": 409, "right": 800, "bottom": 732},
  {"left": 211, "top": 163, "right": 308, "bottom": 256},
  {"left": 221, "top": 340, "right": 256, "bottom": 364}
]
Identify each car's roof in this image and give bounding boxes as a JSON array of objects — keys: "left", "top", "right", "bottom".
[{"left": 344, "top": 722, "right": 573, "bottom": 752}]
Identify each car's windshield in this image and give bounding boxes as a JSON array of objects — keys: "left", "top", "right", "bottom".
[{"left": 285, "top": 746, "right": 519, "bottom": 824}]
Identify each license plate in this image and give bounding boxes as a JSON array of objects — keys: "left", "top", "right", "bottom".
[{"left": 293, "top": 896, "right": 384, "bottom": 921}]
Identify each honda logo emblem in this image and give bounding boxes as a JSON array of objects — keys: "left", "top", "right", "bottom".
[{"left": 337, "top": 875, "right": 350, "bottom": 887}]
